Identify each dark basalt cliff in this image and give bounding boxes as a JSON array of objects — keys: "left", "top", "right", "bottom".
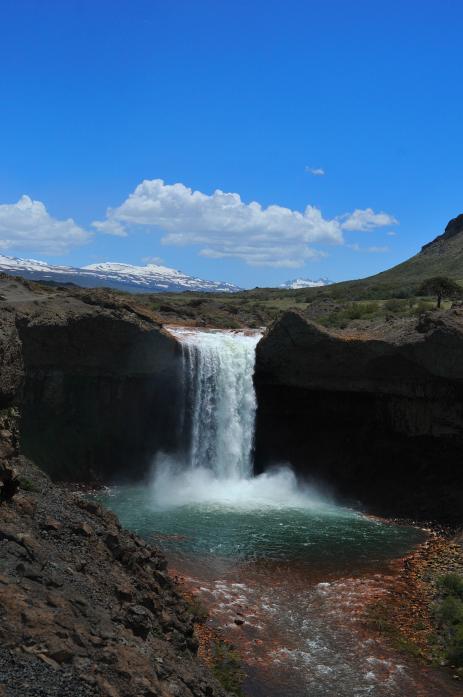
[
  {"left": 254, "top": 309, "right": 463, "bottom": 524},
  {"left": 0, "top": 277, "right": 183, "bottom": 481}
]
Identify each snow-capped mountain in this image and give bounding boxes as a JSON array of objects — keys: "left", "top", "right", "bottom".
[
  {"left": 0, "top": 255, "right": 241, "bottom": 293},
  {"left": 280, "top": 277, "right": 332, "bottom": 289}
]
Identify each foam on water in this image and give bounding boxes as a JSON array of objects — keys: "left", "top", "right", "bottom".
[{"left": 150, "top": 457, "right": 337, "bottom": 512}]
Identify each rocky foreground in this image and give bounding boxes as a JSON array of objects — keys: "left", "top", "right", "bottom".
[{"left": 0, "top": 445, "right": 229, "bottom": 696}]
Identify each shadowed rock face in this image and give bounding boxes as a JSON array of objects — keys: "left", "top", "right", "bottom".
[
  {"left": 254, "top": 310, "right": 463, "bottom": 524},
  {"left": 0, "top": 277, "right": 184, "bottom": 482},
  {"left": 0, "top": 311, "right": 23, "bottom": 409}
]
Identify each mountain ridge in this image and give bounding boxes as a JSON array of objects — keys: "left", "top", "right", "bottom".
[{"left": 0, "top": 254, "right": 241, "bottom": 293}]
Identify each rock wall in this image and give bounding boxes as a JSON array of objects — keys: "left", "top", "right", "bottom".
[
  {"left": 0, "top": 278, "right": 184, "bottom": 482},
  {"left": 254, "top": 310, "right": 463, "bottom": 524}
]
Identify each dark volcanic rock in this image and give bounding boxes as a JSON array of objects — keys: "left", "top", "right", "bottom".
[
  {"left": 0, "top": 307, "right": 23, "bottom": 409},
  {"left": 0, "top": 458, "right": 229, "bottom": 697},
  {"left": 0, "top": 277, "right": 184, "bottom": 481},
  {"left": 254, "top": 310, "right": 463, "bottom": 524}
]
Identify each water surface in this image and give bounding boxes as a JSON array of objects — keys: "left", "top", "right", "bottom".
[{"left": 100, "top": 478, "right": 440, "bottom": 697}]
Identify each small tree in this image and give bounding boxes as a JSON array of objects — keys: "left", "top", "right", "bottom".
[{"left": 417, "top": 276, "right": 462, "bottom": 309}]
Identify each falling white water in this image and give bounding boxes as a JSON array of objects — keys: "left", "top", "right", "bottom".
[
  {"left": 171, "top": 328, "right": 262, "bottom": 479},
  {"left": 153, "top": 327, "right": 333, "bottom": 511}
]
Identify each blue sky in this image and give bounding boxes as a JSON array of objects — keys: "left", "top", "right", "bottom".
[{"left": 0, "top": 0, "right": 462, "bottom": 288}]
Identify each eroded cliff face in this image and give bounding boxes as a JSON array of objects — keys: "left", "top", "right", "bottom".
[
  {"left": 0, "top": 277, "right": 183, "bottom": 481},
  {"left": 254, "top": 310, "right": 463, "bottom": 524}
]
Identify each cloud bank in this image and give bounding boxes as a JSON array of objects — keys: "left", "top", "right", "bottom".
[
  {"left": 0, "top": 183, "right": 397, "bottom": 268},
  {"left": 92, "top": 179, "right": 397, "bottom": 268},
  {"left": 0, "top": 195, "right": 90, "bottom": 255}
]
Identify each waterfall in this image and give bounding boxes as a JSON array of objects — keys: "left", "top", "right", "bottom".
[
  {"left": 170, "top": 328, "right": 261, "bottom": 479},
  {"left": 151, "top": 328, "right": 324, "bottom": 510}
]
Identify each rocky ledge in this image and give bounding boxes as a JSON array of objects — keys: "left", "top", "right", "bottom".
[
  {"left": 254, "top": 309, "right": 463, "bottom": 523},
  {"left": 0, "top": 452, "right": 229, "bottom": 697}
]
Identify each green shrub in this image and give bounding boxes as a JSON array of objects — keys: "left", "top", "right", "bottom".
[
  {"left": 384, "top": 298, "right": 407, "bottom": 313},
  {"left": 435, "top": 596, "right": 463, "bottom": 627},
  {"left": 413, "top": 300, "right": 434, "bottom": 314},
  {"left": 438, "top": 573, "right": 463, "bottom": 599},
  {"left": 434, "top": 573, "right": 463, "bottom": 668},
  {"left": 361, "top": 302, "right": 380, "bottom": 315},
  {"left": 187, "top": 597, "right": 209, "bottom": 623},
  {"left": 17, "top": 477, "right": 36, "bottom": 492},
  {"left": 448, "top": 625, "right": 463, "bottom": 666},
  {"left": 346, "top": 304, "right": 362, "bottom": 320},
  {"left": 211, "top": 640, "right": 245, "bottom": 696}
]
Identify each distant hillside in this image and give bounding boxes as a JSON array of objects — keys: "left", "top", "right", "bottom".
[
  {"left": 309, "top": 213, "right": 463, "bottom": 301},
  {"left": 361, "top": 213, "right": 463, "bottom": 287}
]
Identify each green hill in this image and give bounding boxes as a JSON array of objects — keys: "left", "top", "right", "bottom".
[
  {"left": 313, "top": 213, "right": 463, "bottom": 301},
  {"left": 367, "top": 213, "right": 463, "bottom": 285}
]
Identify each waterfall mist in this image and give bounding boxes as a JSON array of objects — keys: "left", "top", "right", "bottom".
[{"left": 150, "top": 328, "right": 331, "bottom": 511}]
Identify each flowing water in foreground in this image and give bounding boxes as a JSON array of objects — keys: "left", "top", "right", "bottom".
[{"left": 101, "top": 329, "right": 455, "bottom": 696}]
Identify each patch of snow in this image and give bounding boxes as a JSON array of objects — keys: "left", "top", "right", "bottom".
[{"left": 279, "top": 277, "right": 332, "bottom": 289}]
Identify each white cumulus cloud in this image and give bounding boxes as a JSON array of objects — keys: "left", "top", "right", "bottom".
[
  {"left": 92, "top": 179, "right": 397, "bottom": 268},
  {"left": 341, "top": 208, "right": 398, "bottom": 232},
  {"left": 0, "top": 195, "right": 91, "bottom": 254}
]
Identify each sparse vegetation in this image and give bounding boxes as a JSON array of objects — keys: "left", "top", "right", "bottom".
[
  {"left": 434, "top": 573, "right": 463, "bottom": 670},
  {"left": 210, "top": 640, "right": 245, "bottom": 696},
  {"left": 187, "top": 596, "right": 209, "bottom": 623},
  {"left": 125, "top": 286, "right": 439, "bottom": 331},
  {"left": 17, "top": 476, "right": 36, "bottom": 492},
  {"left": 364, "top": 602, "right": 422, "bottom": 657}
]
